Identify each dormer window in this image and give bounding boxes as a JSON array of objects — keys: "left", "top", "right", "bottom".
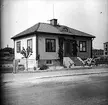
[{"left": 62, "top": 27, "right": 69, "bottom": 32}]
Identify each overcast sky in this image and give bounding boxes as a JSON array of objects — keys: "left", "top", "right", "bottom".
[{"left": 1, "top": 0, "right": 108, "bottom": 49}]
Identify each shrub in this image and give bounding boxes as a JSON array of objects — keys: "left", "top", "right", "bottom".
[
  {"left": 34, "top": 66, "right": 36, "bottom": 70},
  {"left": 39, "top": 65, "right": 48, "bottom": 70}
]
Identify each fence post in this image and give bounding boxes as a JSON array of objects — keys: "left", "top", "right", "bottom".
[{"left": 13, "top": 59, "right": 18, "bottom": 73}]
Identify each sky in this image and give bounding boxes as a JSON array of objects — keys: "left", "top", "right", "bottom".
[{"left": 1, "top": 0, "right": 108, "bottom": 49}]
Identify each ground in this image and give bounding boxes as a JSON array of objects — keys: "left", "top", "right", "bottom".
[{"left": 1, "top": 69, "right": 108, "bottom": 105}]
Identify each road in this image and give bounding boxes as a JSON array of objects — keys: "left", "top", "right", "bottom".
[{"left": 1, "top": 73, "right": 108, "bottom": 105}]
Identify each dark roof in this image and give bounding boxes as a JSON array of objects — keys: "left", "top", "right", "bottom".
[{"left": 11, "top": 22, "right": 95, "bottom": 39}]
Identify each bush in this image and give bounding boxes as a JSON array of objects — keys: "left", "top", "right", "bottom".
[
  {"left": 34, "top": 66, "right": 36, "bottom": 70},
  {"left": 39, "top": 65, "right": 48, "bottom": 70}
]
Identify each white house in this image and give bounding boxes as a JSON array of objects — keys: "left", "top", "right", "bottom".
[{"left": 11, "top": 19, "right": 95, "bottom": 70}]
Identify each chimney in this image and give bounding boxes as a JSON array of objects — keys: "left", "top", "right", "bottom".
[{"left": 50, "top": 19, "right": 57, "bottom": 26}]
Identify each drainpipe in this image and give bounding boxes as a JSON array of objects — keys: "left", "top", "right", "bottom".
[
  {"left": 36, "top": 33, "right": 39, "bottom": 69},
  {"left": 91, "top": 38, "right": 94, "bottom": 58}
]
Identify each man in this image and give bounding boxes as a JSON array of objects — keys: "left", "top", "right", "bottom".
[{"left": 72, "top": 41, "right": 78, "bottom": 57}]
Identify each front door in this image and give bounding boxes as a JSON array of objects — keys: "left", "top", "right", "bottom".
[
  {"left": 65, "top": 40, "right": 72, "bottom": 56},
  {"left": 64, "top": 40, "right": 77, "bottom": 57}
]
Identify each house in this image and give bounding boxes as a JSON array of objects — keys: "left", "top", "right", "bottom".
[
  {"left": 11, "top": 19, "right": 95, "bottom": 70},
  {"left": 103, "top": 42, "right": 108, "bottom": 56},
  {"left": 92, "top": 49, "right": 104, "bottom": 58}
]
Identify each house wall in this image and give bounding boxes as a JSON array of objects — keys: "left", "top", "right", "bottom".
[
  {"left": 14, "top": 35, "right": 37, "bottom": 70},
  {"left": 61, "top": 36, "right": 92, "bottom": 59},
  {"left": 37, "top": 34, "right": 60, "bottom": 67},
  {"left": 14, "top": 33, "right": 92, "bottom": 69},
  {"left": 38, "top": 34, "right": 92, "bottom": 67},
  {"left": 38, "top": 34, "right": 59, "bottom": 60},
  {"left": 77, "top": 37, "right": 92, "bottom": 59},
  {"left": 14, "top": 35, "right": 36, "bottom": 59}
]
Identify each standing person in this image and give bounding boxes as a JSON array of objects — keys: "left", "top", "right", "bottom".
[{"left": 72, "top": 41, "right": 78, "bottom": 57}]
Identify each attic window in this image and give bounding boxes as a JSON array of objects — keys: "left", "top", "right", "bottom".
[{"left": 62, "top": 27, "right": 69, "bottom": 32}]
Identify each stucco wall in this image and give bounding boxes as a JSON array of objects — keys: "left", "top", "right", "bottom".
[
  {"left": 77, "top": 37, "right": 92, "bottom": 59},
  {"left": 14, "top": 35, "right": 36, "bottom": 60},
  {"left": 14, "top": 33, "right": 92, "bottom": 68},
  {"left": 38, "top": 34, "right": 92, "bottom": 60},
  {"left": 38, "top": 34, "right": 59, "bottom": 60}
]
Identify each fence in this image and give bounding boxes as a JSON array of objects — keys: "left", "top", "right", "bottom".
[
  {"left": 95, "top": 57, "right": 108, "bottom": 65},
  {"left": 13, "top": 59, "right": 37, "bottom": 73}
]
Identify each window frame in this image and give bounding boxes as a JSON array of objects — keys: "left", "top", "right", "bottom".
[
  {"left": 27, "top": 39, "right": 32, "bottom": 51},
  {"left": 45, "top": 38, "right": 56, "bottom": 52},
  {"left": 105, "top": 52, "right": 107, "bottom": 55},
  {"left": 16, "top": 41, "right": 21, "bottom": 53},
  {"left": 79, "top": 41, "right": 87, "bottom": 52},
  {"left": 46, "top": 60, "right": 53, "bottom": 65}
]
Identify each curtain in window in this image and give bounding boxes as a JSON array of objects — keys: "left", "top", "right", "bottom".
[{"left": 46, "top": 39, "right": 56, "bottom": 52}]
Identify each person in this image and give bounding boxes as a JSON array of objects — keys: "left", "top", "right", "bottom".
[{"left": 72, "top": 41, "right": 78, "bottom": 56}]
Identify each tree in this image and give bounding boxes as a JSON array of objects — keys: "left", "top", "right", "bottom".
[{"left": 20, "top": 47, "right": 33, "bottom": 71}]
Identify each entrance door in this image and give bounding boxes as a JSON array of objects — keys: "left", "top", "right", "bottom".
[
  {"left": 65, "top": 40, "right": 72, "bottom": 56},
  {"left": 64, "top": 40, "right": 77, "bottom": 57}
]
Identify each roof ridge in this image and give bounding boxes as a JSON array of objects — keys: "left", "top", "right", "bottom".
[{"left": 35, "top": 22, "right": 40, "bottom": 32}]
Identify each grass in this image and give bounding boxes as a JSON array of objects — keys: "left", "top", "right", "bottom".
[{"left": 0, "top": 67, "right": 13, "bottom": 73}]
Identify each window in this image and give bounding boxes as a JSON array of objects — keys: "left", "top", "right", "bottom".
[
  {"left": 105, "top": 52, "right": 107, "bottom": 55},
  {"left": 62, "top": 27, "right": 69, "bottom": 32},
  {"left": 46, "top": 39, "right": 56, "bottom": 52},
  {"left": 79, "top": 41, "right": 86, "bottom": 52},
  {"left": 46, "top": 60, "right": 53, "bottom": 65},
  {"left": 16, "top": 41, "right": 21, "bottom": 53},
  {"left": 27, "top": 39, "right": 32, "bottom": 51}
]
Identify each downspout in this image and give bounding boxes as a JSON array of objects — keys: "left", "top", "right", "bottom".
[
  {"left": 36, "top": 33, "right": 39, "bottom": 68},
  {"left": 91, "top": 38, "right": 94, "bottom": 58}
]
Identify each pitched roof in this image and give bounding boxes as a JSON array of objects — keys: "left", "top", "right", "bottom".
[{"left": 11, "top": 22, "right": 95, "bottom": 39}]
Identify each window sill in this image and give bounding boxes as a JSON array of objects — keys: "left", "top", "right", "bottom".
[{"left": 79, "top": 51, "right": 87, "bottom": 52}]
